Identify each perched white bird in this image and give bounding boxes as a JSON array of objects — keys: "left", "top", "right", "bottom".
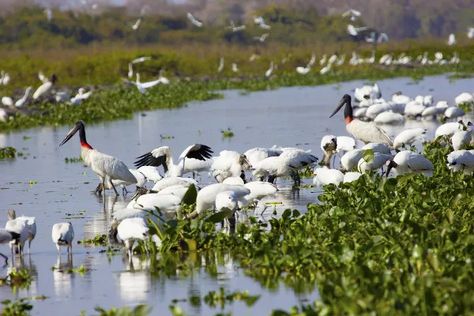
[
  {"left": 131, "top": 18, "right": 141, "bottom": 30},
  {"left": 128, "top": 63, "right": 134, "bottom": 79},
  {"left": 14, "top": 87, "right": 32, "bottom": 107},
  {"left": 468, "top": 27, "right": 474, "bottom": 39},
  {"left": 134, "top": 144, "right": 213, "bottom": 178},
  {"left": 447, "top": 33, "right": 456, "bottom": 46},
  {"left": 217, "top": 57, "right": 224, "bottom": 73},
  {"left": 187, "top": 12, "right": 203, "bottom": 27},
  {"left": 455, "top": 92, "right": 473, "bottom": 106},
  {"left": 231, "top": 63, "right": 239, "bottom": 72},
  {"left": 59, "top": 121, "right": 137, "bottom": 196},
  {"left": 0, "top": 71, "right": 10, "bottom": 85},
  {"left": 386, "top": 151, "right": 433, "bottom": 177},
  {"left": 114, "top": 217, "right": 149, "bottom": 259},
  {"left": 33, "top": 74, "right": 57, "bottom": 100},
  {"left": 265, "top": 61, "right": 274, "bottom": 78},
  {"left": 393, "top": 128, "right": 426, "bottom": 149},
  {"left": 330, "top": 94, "right": 393, "bottom": 146},
  {"left": 296, "top": 66, "right": 311, "bottom": 75},
  {"left": 1, "top": 96, "right": 13, "bottom": 107},
  {"left": 447, "top": 150, "right": 474, "bottom": 174},
  {"left": 51, "top": 222, "right": 74, "bottom": 254}
]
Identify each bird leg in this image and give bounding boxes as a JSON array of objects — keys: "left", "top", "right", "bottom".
[
  {"left": 0, "top": 252, "right": 8, "bottom": 265},
  {"left": 122, "top": 186, "right": 128, "bottom": 196},
  {"left": 109, "top": 179, "right": 119, "bottom": 196}
]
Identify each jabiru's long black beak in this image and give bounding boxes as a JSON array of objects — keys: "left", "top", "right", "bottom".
[
  {"left": 59, "top": 121, "right": 83, "bottom": 146},
  {"left": 330, "top": 94, "right": 351, "bottom": 118},
  {"left": 386, "top": 160, "right": 398, "bottom": 177}
]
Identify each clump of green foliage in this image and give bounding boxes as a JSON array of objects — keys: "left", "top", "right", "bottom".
[
  {"left": 64, "top": 156, "right": 82, "bottom": 163},
  {"left": 0, "top": 268, "right": 33, "bottom": 291},
  {"left": 94, "top": 304, "right": 150, "bottom": 316},
  {"left": 1, "top": 299, "right": 33, "bottom": 316},
  {"left": 141, "top": 140, "right": 473, "bottom": 314},
  {"left": 0, "top": 146, "right": 16, "bottom": 159},
  {"left": 220, "top": 128, "right": 234, "bottom": 138},
  {"left": 79, "top": 234, "right": 108, "bottom": 246}
]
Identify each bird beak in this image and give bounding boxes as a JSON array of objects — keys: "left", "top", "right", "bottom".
[
  {"left": 386, "top": 160, "right": 397, "bottom": 177},
  {"left": 59, "top": 124, "right": 80, "bottom": 146},
  {"left": 329, "top": 97, "right": 346, "bottom": 118}
]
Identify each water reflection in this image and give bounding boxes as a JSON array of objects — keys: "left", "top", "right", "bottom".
[
  {"left": 53, "top": 255, "right": 75, "bottom": 298},
  {"left": 8, "top": 254, "right": 39, "bottom": 297}
]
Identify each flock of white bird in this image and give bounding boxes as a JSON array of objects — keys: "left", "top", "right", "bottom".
[{"left": 1, "top": 81, "right": 473, "bottom": 264}]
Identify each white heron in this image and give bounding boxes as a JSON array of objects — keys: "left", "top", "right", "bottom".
[
  {"left": 33, "top": 74, "right": 57, "bottom": 100},
  {"left": 386, "top": 151, "right": 434, "bottom": 177},
  {"left": 70, "top": 88, "right": 92, "bottom": 105},
  {"left": 51, "top": 222, "right": 74, "bottom": 254},
  {"left": 15, "top": 87, "right": 32, "bottom": 107},
  {"left": 59, "top": 121, "right": 137, "bottom": 196},
  {"left": 231, "top": 63, "right": 239, "bottom": 72},
  {"left": 329, "top": 94, "right": 393, "bottom": 146},
  {"left": 187, "top": 12, "right": 203, "bottom": 27},
  {"left": 217, "top": 57, "right": 224, "bottom": 73},
  {"left": 133, "top": 73, "right": 167, "bottom": 94},
  {"left": 134, "top": 144, "right": 213, "bottom": 177},
  {"left": 1, "top": 96, "right": 13, "bottom": 107},
  {"left": 0, "top": 71, "right": 10, "bottom": 85},
  {"left": 468, "top": 27, "right": 474, "bottom": 39},
  {"left": 447, "top": 33, "right": 456, "bottom": 46},
  {"left": 254, "top": 16, "right": 271, "bottom": 29},
  {"left": 265, "top": 61, "right": 274, "bottom": 78}
]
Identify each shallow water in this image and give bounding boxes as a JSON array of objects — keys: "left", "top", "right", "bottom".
[{"left": 0, "top": 74, "right": 473, "bottom": 315}]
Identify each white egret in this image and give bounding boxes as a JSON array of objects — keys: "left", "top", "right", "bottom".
[
  {"left": 33, "top": 74, "right": 57, "bottom": 100},
  {"left": 131, "top": 18, "right": 141, "bottom": 30},
  {"left": 15, "top": 87, "right": 32, "bottom": 107},
  {"left": 447, "top": 33, "right": 456, "bottom": 46},
  {"left": 265, "top": 61, "right": 274, "bottom": 78},
  {"left": 187, "top": 13, "right": 203, "bottom": 27}
]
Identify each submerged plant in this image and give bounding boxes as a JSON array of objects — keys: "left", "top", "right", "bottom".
[{"left": 94, "top": 304, "right": 150, "bottom": 316}]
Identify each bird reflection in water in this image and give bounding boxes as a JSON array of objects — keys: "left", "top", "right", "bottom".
[
  {"left": 116, "top": 256, "right": 150, "bottom": 302},
  {"left": 53, "top": 254, "right": 75, "bottom": 298},
  {"left": 7, "top": 254, "right": 39, "bottom": 297}
]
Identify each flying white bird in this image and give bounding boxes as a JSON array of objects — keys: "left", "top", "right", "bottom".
[
  {"left": 330, "top": 94, "right": 393, "bottom": 145},
  {"left": 70, "top": 88, "right": 92, "bottom": 105},
  {"left": 227, "top": 20, "right": 246, "bottom": 32},
  {"left": 51, "top": 222, "right": 74, "bottom": 254},
  {"left": 133, "top": 73, "right": 167, "bottom": 93},
  {"left": 187, "top": 12, "right": 203, "bottom": 27},
  {"left": 131, "top": 56, "right": 152, "bottom": 64},
  {"left": 134, "top": 144, "right": 213, "bottom": 177},
  {"left": 59, "top": 121, "right": 137, "bottom": 196},
  {"left": 342, "top": 9, "right": 361, "bottom": 21},
  {"left": 254, "top": 16, "right": 271, "bottom": 29}
]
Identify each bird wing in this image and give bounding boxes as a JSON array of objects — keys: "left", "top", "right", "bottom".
[
  {"left": 179, "top": 144, "right": 213, "bottom": 161},
  {"left": 140, "top": 79, "right": 162, "bottom": 89},
  {"left": 134, "top": 146, "right": 170, "bottom": 171}
]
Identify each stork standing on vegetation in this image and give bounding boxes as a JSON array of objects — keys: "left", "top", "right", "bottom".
[
  {"left": 330, "top": 94, "right": 393, "bottom": 145},
  {"left": 59, "top": 121, "right": 137, "bottom": 196}
]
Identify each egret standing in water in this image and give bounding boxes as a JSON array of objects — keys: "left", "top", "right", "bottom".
[{"left": 59, "top": 121, "right": 137, "bottom": 196}]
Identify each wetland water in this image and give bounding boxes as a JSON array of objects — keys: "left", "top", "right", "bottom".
[{"left": 0, "top": 75, "right": 473, "bottom": 315}]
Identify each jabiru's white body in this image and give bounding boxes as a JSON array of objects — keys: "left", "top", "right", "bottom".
[
  {"left": 387, "top": 151, "right": 434, "bottom": 177},
  {"left": 393, "top": 128, "right": 427, "bottom": 149},
  {"left": 51, "top": 222, "right": 74, "bottom": 254},
  {"left": 330, "top": 94, "right": 393, "bottom": 146},
  {"left": 447, "top": 150, "right": 474, "bottom": 174},
  {"left": 59, "top": 121, "right": 137, "bottom": 196}
]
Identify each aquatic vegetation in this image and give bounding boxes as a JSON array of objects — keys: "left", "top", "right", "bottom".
[
  {"left": 94, "top": 304, "right": 150, "bottom": 316},
  {"left": 79, "top": 234, "right": 108, "bottom": 246},
  {"left": 4, "top": 268, "right": 33, "bottom": 290},
  {"left": 0, "top": 299, "right": 33, "bottom": 316},
  {"left": 64, "top": 156, "right": 83, "bottom": 163},
  {"left": 0, "top": 147, "right": 17, "bottom": 159},
  {"left": 141, "top": 141, "right": 473, "bottom": 314},
  {"left": 220, "top": 128, "right": 234, "bottom": 138}
]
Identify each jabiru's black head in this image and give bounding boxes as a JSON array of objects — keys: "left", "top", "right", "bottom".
[
  {"left": 329, "top": 94, "right": 353, "bottom": 123},
  {"left": 59, "top": 120, "right": 89, "bottom": 148}
]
